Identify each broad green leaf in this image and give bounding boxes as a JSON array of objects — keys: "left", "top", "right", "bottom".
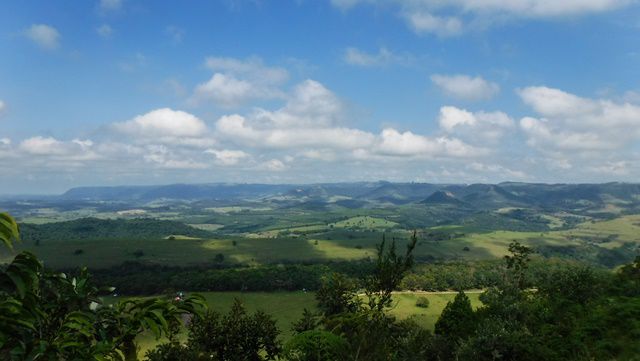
[
  {"left": 5, "top": 271, "right": 26, "bottom": 298},
  {"left": 149, "top": 309, "right": 169, "bottom": 331},
  {"left": 0, "top": 212, "right": 20, "bottom": 250}
]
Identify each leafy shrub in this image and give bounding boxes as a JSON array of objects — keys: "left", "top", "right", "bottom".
[
  {"left": 187, "top": 300, "right": 281, "bottom": 360},
  {"left": 415, "top": 296, "right": 430, "bottom": 308},
  {"left": 283, "top": 330, "right": 349, "bottom": 361}
]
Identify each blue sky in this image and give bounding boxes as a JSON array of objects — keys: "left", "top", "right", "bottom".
[{"left": 1, "top": 0, "right": 639, "bottom": 193}]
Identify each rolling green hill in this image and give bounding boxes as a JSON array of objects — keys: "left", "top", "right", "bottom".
[
  {"left": 2, "top": 182, "right": 640, "bottom": 270},
  {"left": 20, "top": 217, "right": 213, "bottom": 243}
]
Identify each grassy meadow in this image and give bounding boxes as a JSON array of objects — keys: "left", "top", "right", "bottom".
[
  {"left": 5, "top": 214, "right": 640, "bottom": 269},
  {"left": 111, "top": 290, "right": 483, "bottom": 357}
]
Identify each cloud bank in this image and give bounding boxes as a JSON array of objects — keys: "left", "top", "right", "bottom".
[
  {"left": 3, "top": 55, "right": 639, "bottom": 189},
  {"left": 330, "top": 0, "right": 631, "bottom": 36}
]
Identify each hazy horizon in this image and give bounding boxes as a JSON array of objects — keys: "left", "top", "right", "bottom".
[{"left": 3, "top": 179, "right": 640, "bottom": 197}]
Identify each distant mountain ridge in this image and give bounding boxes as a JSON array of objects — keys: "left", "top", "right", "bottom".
[{"left": 58, "top": 181, "right": 640, "bottom": 211}]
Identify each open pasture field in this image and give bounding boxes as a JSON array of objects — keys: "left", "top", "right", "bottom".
[
  {"left": 386, "top": 291, "right": 482, "bottom": 329},
  {"left": 181, "top": 291, "right": 481, "bottom": 332},
  {"left": 4, "top": 215, "right": 640, "bottom": 269},
  {"left": 108, "top": 291, "right": 482, "bottom": 357},
  {"left": 0, "top": 228, "right": 545, "bottom": 268},
  {"left": 560, "top": 214, "right": 640, "bottom": 248}
]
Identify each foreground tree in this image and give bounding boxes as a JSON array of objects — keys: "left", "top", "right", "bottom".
[
  {"left": 315, "top": 272, "right": 359, "bottom": 317},
  {"left": 282, "top": 330, "right": 350, "bottom": 361},
  {"left": 0, "top": 212, "right": 206, "bottom": 360},
  {"left": 146, "top": 299, "right": 281, "bottom": 361},
  {"left": 435, "top": 290, "right": 476, "bottom": 340},
  {"left": 363, "top": 233, "right": 417, "bottom": 312},
  {"left": 292, "top": 232, "right": 423, "bottom": 361}
]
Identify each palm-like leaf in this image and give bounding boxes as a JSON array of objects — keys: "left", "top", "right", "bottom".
[
  {"left": 1, "top": 252, "right": 42, "bottom": 298},
  {"left": 0, "top": 212, "right": 20, "bottom": 250}
]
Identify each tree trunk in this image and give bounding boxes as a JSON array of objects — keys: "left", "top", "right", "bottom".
[{"left": 122, "top": 336, "right": 138, "bottom": 361}]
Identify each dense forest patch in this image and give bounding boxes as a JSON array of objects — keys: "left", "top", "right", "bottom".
[{"left": 20, "top": 217, "right": 214, "bottom": 243}]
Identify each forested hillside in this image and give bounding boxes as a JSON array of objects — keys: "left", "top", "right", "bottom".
[{"left": 20, "top": 218, "right": 213, "bottom": 242}]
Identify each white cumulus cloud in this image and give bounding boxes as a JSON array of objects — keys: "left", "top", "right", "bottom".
[
  {"left": 143, "top": 144, "right": 207, "bottom": 169},
  {"left": 438, "top": 106, "right": 514, "bottom": 142},
  {"left": 25, "top": 24, "right": 60, "bottom": 50},
  {"left": 519, "top": 117, "right": 614, "bottom": 151},
  {"left": 19, "top": 136, "right": 95, "bottom": 158},
  {"left": 193, "top": 74, "right": 258, "bottom": 108},
  {"left": 260, "top": 159, "right": 287, "bottom": 171},
  {"left": 431, "top": 74, "right": 500, "bottom": 101},
  {"left": 191, "top": 56, "right": 288, "bottom": 107},
  {"left": 445, "top": 0, "right": 630, "bottom": 18},
  {"left": 257, "top": 79, "right": 344, "bottom": 128},
  {"left": 404, "top": 12, "right": 463, "bottom": 37},
  {"left": 518, "top": 86, "right": 640, "bottom": 152},
  {"left": 113, "top": 108, "right": 208, "bottom": 138},
  {"left": 213, "top": 79, "right": 355, "bottom": 148},
  {"left": 518, "top": 86, "right": 598, "bottom": 119},
  {"left": 376, "top": 128, "right": 485, "bottom": 157},
  {"left": 214, "top": 79, "right": 484, "bottom": 161},
  {"left": 205, "top": 149, "right": 250, "bottom": 165},
  {"left": 330, "top": 0, "right": 630, "bottom": 36},
  {"left": 216, "top": 114, "right": 375, "bottom": 150},
  {"left": 204, "top": 56, "right": 289, "bottom": 83}
]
